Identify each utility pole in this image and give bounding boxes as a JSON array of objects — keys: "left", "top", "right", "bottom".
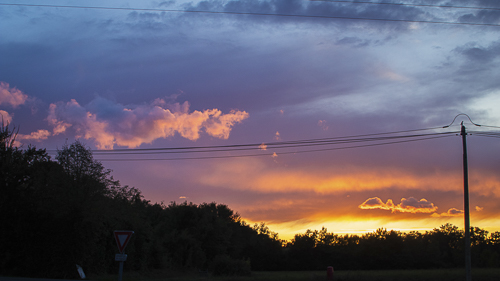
[{"left": 461, "top": 122, "right": 471, "bottom": 281}]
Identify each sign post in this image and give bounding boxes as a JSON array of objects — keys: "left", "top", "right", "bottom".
[{"left": 114, "top": 231, "right": 134, "bottom": 281}]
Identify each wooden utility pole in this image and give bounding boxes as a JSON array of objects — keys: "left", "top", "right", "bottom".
[{"left": 461, "top": 122, "right": 471, "bottom": 281}]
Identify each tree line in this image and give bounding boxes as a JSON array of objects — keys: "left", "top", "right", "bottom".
[{"left": 1, "top": 123, "right": 499, "bottom": 278}]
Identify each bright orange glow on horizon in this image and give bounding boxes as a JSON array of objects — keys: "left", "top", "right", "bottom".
[{"left": 243, "top": 214, "right": 500, "bottom": 242}]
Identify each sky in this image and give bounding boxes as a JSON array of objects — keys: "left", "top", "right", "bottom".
[{"left": 1, "top": 0, "right": 500, "bottom": 240}]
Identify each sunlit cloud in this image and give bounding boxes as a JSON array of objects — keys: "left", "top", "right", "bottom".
[
  {"left": 431, "top": 208, "right": 464, "bottom": 217},
  {"left": 47, "top": 97, "right": 249, "bottom": 149},
  {"left": 0, "top": 82, "right": 29, "bottom": 108},
  {"left": 199, "top": 159, "right": 471, "bottom": 194},
  {"left": 12, "top": 129, "right": 52, "bottom": 147},
  {"left": 204, "top": 109, "right": 249, "bottom": 139},
  {"left": 17, "top": 130, "right": 51, "bottom": 141},
  {"left": 476, "top": 206, "right": 484, "bottom": 212},
  {"left": 0, "top": 82, "right": 30, "bottom": 126},
  {"left": 48, "top": 103, "right": 73, "bottom": 135},
  {"left": 469, "top": 90, "right": 500, "bottom": 125},
  {"left": 318, "top": 120, "right": 328, "bottom": 131},
  {"left": 359, "top": 197, "right": 438, "bottom": 214},
  {"left": 378, "top": 70, "right": 411, "bottom": 82},
  {"left": 0, "top": 110, "right": 13, "bottom": 123}
]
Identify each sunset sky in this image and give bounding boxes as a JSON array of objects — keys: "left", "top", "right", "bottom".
[{"left": 1, "top": 0, "right": 500, "bottom": 240}]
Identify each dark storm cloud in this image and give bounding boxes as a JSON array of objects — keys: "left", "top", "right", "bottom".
[
  {"left": 181, "top": 0, "right": 425, "bottom": 30},
  {"left": 176, "top": 0, "right": 500, "bottom": 29},
  {"left": 335, "top": 36, "right": 372, "bottom": 48},
  {"left": 454, "top": 41, "right": 500, "bottom": 63},
  {"left": 459, "top": 10, "right": 500, "bottom": 24}
]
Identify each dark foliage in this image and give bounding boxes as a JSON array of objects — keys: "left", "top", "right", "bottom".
[
  {"left": 283, "top": 225, "right": 500, "bottom": 271},
  {"left": 1, "top": 123, "right": 499, "bottom": 278},
  {"left": 0, "top": 124, "right": 280, "bottom": 277}
]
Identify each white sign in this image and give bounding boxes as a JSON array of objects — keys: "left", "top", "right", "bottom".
[
  {"left": 115, "top": 254, "right": 128, "bottom": 262},
  {"left": 114, "top": 230, "right": 134, "bottom": 253}
]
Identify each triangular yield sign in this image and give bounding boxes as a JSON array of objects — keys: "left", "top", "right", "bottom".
[{"left": 114, "top": 231, "right": 134, "bottom": 253}]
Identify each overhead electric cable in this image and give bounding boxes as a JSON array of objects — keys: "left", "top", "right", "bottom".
[
  {"left": 89, "top": 131, "right": 458, "bottom": 156},
  {"left": 469, "top": 131, "right": 500, "bottom": 138},
  {"left": 94, "top": 134, "right": 454, "bottom": 161},
  {"left": 309, "top": 0, "right": 500, "bottom": 11},
  {"left": 74, "top": 125, "right": 452, "bottom": 153},
  {"left": 1, "top": 3, "right": 499, "bottom": 27}
]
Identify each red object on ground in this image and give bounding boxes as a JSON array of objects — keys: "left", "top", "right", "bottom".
[{"left": 327, "top": 266, "right": 334, "bottom": 280}]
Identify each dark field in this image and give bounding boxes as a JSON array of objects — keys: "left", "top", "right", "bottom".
[{"left": 94, "top": 268, "right": 500, "bottom": 281}]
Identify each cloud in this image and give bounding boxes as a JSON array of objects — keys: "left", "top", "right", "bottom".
[
  {"left": 336, "top": 37, "right": 371, "bottom": 48},
  {"left": 48, "top": 103, "right": 74, "bottom": 135},
  {"left": 204, "top": 109, "right": 250, "bottom": 139},
  {"left": 318, "top": 120, "right": 328, "bottom": 131},
  {"left": 0, "top": 82, "right": 29, "bottom": 108},
  {"left": 454, "top": 41, "right": 500, "bottom": 63},
  {"left": 17, "top": 130, "right": 51, "bottom": 141},
  {"left": 431, "top": 208, "right": 464, "bottom": 217},
  {"left": 359, "top": 197, "right": 438, "bottom": 214},
  {"left": 47, "top": 97, "right": 249, "bottom": 149},
  {"left": 459, "top": 10, "right": 500, "bottom": 25},
  {"left": 199, "top": 161, "right": 468, "bottom": 194},
  {"left": 476, "top": 206, "right": 484, "bottom": 212},
  {"left": 0, "top": 110, "right": 13, "bottom": 123},
  {"left": 183, "top": 0, "right": 427, "bottom": 30}
]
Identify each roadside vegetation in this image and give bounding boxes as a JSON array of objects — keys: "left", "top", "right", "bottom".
[
  {"left": 1, "top": 123, "right": 500, "bottom": 279},
  {"left": 93, "top": 268, "right": 500, "bottom": 281}
]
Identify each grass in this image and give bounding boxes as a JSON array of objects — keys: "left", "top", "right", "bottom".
[{"left": 91, "top": 268, "right": 500, "bottom": 281}]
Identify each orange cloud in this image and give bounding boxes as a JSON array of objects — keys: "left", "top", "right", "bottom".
[
  {"left": 13, "top": 129, "right": 52, "bottom": 147},
  {"left": 318, "top": 120, "right": 328, "bottom": 131},
  {"left": 0, "top": 82, "right": 28, "bottom": 108},
  {"left": 17, "top": 130, "right": 51, "bottom": 141},
  {"left": 204, "top": 109, "right": 249, "bottom": 139},
  {"left": 48, "top": 103, "right": 73, "bottom": 135},
  {"left": 199, "top": 159, "right": 469, "bottom": 194},
  {"left": 47, "top": 98, "right": 248, "bottom": 149},
  {"left": 359, "top": 197, "right": 438, "bottom": 213},
  {"left": 431, "top": 208, "right": 464, "bottom": 217}
]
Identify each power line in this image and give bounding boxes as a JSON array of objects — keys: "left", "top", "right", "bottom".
[
  {"left": 94, "top": 134, "right": 455, "bottom": 161},
  {"left": 309, "top": 0, "right": 500, "bottom": 11},
  {"left": 1, "top": 3, "right": 499, "bottom": 27},
  {"left": 469, "top": 130, "right": 500, "bottom": 139},
  {"left": 90, "top": 132, "right": 458, "bottom": 161},
  {"left": 44, "top": 123, "right": 500, "bottom": 161},
  {"left": 89, "top": 132, "right": 457, "bottom": 156},
  {"left": 66, "top": 125, "right": 449, "bottom": 154},
  {"left": 44, "top": 125, "right": 450, "bottom": 154}
]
